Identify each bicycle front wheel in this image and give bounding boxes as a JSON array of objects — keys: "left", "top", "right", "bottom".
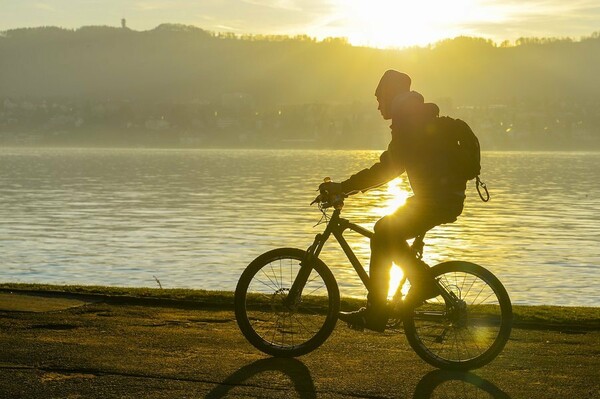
[
  {"left": 235, "top": 248, "right": 340, "bottom": 357},
  {"left": 403, "top": 261, "right": 512, "bottom": 370}
]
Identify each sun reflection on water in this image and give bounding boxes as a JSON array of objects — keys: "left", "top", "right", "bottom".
[
  {"left": 377, "top": 177, "right": 409, "bottom": 217},
  {"left": 388, "top": 264, "right": 407, "bottom": 299}
]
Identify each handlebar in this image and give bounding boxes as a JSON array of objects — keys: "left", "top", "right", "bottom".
[{"left": 310, "top": 187, "right": 347, "bottom": 210}]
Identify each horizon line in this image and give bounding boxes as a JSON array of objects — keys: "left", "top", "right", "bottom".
[{"left": 2, "top": 23, "right": 599, "bottom": 50}]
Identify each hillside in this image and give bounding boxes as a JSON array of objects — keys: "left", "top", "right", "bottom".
[{"left": 1, "top": 25, "right": 599, "bottom": 149}]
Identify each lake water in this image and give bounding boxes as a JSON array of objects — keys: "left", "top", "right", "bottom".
[{"left": 1, "top": 148, "right": 599, "bottom": 307}]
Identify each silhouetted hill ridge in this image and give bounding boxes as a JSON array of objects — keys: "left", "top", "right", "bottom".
[{"left": 1, "top": 25, "right": 599, "bottom": 106}]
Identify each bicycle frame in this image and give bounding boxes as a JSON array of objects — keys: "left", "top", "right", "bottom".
[
  {"left": 287, "top": 208, "right": 373, "bottom": 303},
  {"left": 286, "top": 206, "right": 460, "bottom": 309}
]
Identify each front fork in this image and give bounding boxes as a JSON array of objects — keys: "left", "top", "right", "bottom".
[{"left": 284, "top": 232, "right": 328, "bottom": 309}]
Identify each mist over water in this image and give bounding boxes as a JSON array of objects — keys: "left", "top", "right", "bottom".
[{"left": 1, "top": 148, "right": 598, "bottom": 306}]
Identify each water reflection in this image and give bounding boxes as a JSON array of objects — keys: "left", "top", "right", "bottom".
[
  {"left": 388, "top": 264, "right": 406, "bottom": 299},
  {"left": 374, "top": 177, "right": 410, "bottom": 217}
]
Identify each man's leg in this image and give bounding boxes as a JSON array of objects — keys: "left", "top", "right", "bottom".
[
  {"left": 372, "top": 200, "right": 449, "bottom": 308},
  {"left": 391, "top": 200, "right": 461, "bottom": 307},
  {"left": 364, "top": 226, "right": 397, "bottom": 330},
  {"left": 338, "top": 199, "right": 460, "bottom": 328},
  {"left": 338, "top": 215, "right": 401, "bottom": 331},
  {"left": 367, "top": 216, "right": 409, "bottom": 307}
]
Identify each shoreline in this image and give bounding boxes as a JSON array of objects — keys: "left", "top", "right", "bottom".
[
  {"left": 1, "top": 282, "right": 598, "bottom": 331},
  {"left": 3, "top": 144, "right": 600, "bottom": 153}
]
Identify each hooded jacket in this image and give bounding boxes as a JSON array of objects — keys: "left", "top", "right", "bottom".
[{"left": 340, "top": 92, "right": 467, "bottom": 205}]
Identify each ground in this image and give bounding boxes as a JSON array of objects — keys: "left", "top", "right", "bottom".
[{"left": 0, "top": 290, "right": 598, "bottom": 398}]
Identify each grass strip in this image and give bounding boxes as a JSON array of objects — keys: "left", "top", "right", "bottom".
[{"left": 1, "top": 282, "right": 598, "bottom": 330}]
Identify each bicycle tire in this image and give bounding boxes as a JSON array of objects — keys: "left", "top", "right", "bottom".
[
  {"left": 403, "top": 261, "right": 512, "bottom": 370},
  {"left": 235, "top": 248, "right": 340, "bottom": 357}
]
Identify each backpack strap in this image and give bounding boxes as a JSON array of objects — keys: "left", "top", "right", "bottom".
[{"left": 476, "top": 176, "right": 490, "bottom": 202}]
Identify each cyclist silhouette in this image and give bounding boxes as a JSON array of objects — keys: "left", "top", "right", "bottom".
[{"left": 320, "top": 70, "right": 468, "bottom": 332}]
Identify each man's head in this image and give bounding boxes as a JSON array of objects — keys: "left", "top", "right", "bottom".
[{"left": 375, "top": 70, "right": 411, "bottom": 120}]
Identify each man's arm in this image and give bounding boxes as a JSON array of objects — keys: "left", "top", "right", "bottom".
[{"left": 340, "top": 141, "right": 405, "bottom": 194}]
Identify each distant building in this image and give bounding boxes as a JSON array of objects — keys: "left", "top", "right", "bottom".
[{"left": 121, "top": 19, "right": 127, "bottom": 29}]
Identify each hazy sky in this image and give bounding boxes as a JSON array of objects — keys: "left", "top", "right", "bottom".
[{"left": 2, "top": 0, "right": 599, "bottom": 47}]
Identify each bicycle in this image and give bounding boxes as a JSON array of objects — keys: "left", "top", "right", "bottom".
[{"left": 235, "top": 188, "right": 512, "bottom": 370}]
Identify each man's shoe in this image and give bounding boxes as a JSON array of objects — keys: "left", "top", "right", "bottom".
[
  {"left": 338, "top": 307, "right": 387, "bottom": 332},
  {"left": 338, "top": 307, "right": 367, "bottom": 330}
]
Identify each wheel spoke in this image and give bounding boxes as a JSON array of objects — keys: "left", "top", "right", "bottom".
[
  {"left": 252, "top": 276, "right": 279, "bottom": 293},
  {"left": 462, "top": 275, "right": 478, "bottom": 299},
  {"left": 469, "top": 283, "right": 487, "bottom": 305},
  {"left": 259, "top": 268, "right": 280, "bottom": 291}
]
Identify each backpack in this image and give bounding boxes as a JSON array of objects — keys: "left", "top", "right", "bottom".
[{"left": 436, "top": 116, "right": 489, "bottom": 201}]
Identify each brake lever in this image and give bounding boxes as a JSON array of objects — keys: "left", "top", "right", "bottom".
[
  {"left": 310, "top": 193, "right": 321, "bottom": 206},
  {"left": 311, "top": 176, "right": 332, "bottom": 206}
]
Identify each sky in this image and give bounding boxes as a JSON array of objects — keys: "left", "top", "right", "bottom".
[{"left": 1, "top": 0, "right": 599, "bottom": 48}]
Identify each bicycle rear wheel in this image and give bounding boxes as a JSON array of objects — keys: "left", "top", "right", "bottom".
[
  {"left": 235, "top": 248, "right": 339, "bottom": 357},
  {"left": 403, "top": 261, "right": 512, "bottom": 370}
]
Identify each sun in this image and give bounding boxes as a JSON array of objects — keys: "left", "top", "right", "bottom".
[{"left": 323, "top": 0, "right": 505, "bottom": 48}]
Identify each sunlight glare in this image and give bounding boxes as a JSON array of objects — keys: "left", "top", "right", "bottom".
[
  {"left": 326, "top": 0, "right": 509, "bottom": 48},
  {"left": 388, "top": 264, "right": 406, "bottom": 299},
  {"left": 377, "top": 177, "right": 409, "bottom": 217}
]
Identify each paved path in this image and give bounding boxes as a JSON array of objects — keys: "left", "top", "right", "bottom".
[{"left": 0, "top": 291, "right": 598, "bottom": 398}]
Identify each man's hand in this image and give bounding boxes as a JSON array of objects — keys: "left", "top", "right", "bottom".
[
  {"left": 311, "top": 178, "right": 345, "bottom": 206},
  {"left": 318, "top": 181, "right": 343, "bottom": 196}
]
